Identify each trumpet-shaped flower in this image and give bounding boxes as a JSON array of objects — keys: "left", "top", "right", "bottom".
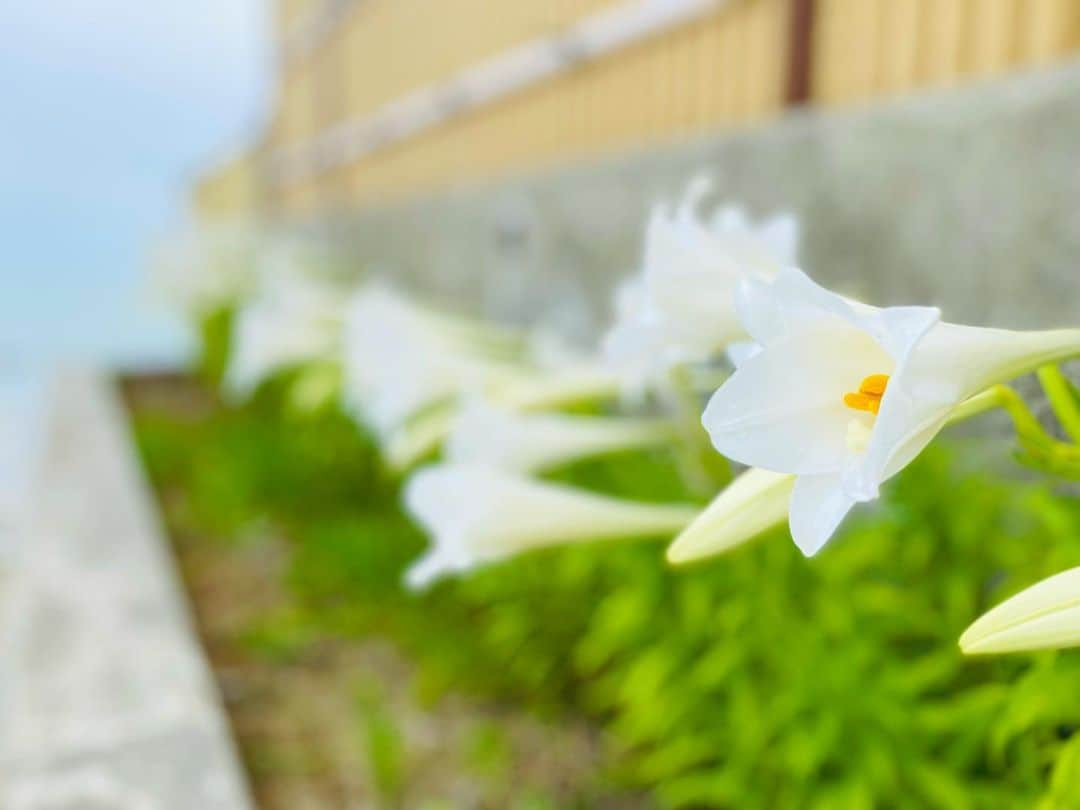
[
  {"left": 602, "top": 279, "right": 678, "bottom": 395},
  {"left": 666, "top": 468, "right": 794, "bottom": 564},
  {"left": 404, "top": 463, "right": 699, "bottom": 589},
  {"left": 382, "top": 364, "right": 628, "bottom": 472},
  {"left": 344, "top": 286, "right": 627, "bottom": 470},
  {"left": 960, "top": 567, "right": 1080, "bottom": 655},
  {"left": 665, "top": 391, "right": 1000, "bottom": 565},
  {"left": 342, "top": 284, "right": 528, "bottom": 440},
  {"left": 703, "top": 268, "right": 1080, "bottom": 556},
  {"left": 446, "top": 398, "right": 675, "bottom": 473},
  {"left": 603, "top": 179, "right": 798, "bottom": 391},
  {"left": 494, "top": 365, "right": 623, "bottom": 411},
  {"left": 225, "top": 272, "right": 345, "bottom": 397},
  {"left": 151, "top": 223, "right": 257, "bottom": 317}
]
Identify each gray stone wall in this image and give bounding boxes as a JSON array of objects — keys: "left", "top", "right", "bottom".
[{"left": 329, "top": 59, "right": 1080, "bottom": 343}]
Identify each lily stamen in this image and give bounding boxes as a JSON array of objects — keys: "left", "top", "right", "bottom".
[{"left": 843, "top": 374, "right": 890, "bottom": 415}]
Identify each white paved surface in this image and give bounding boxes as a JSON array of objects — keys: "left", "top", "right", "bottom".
[{"left": 0, "top": 370, "right": 253, "bottom": 809}]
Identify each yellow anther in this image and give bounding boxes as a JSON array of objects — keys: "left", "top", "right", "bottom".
[
  {"left": 843, "top": 392, "right": 881, "bottom": 414},
  {"left": 859, "top": 374, "right": 890, "bottom": 397},
  {"left": 843, "top": 374, "right": 890, "bottom": 415}
]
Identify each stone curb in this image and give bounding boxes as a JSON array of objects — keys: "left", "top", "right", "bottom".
[{"left": 0, "top": 370, "right": 253, "bottom": 810}]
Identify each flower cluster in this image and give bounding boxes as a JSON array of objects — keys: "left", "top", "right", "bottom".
[{"left": 159, "top": 177, "right": 1080, "bottom": 658}]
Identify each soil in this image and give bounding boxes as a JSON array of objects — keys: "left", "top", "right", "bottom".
[{"left": 122, "top": 375, "right": 648, "bottom": 810}]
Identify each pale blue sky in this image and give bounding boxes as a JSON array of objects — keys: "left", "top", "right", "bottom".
[{"left": 0, "top": 1, "right": 270, "bottom": 372}]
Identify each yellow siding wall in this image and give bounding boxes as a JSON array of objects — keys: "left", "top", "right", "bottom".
[
  {"left": 329, "top": 0, "right": 789, "bottom": 209},
  {"left": 277, "top": 0, "right": 791, "bottom": 214},
  {"left": 278, "top": 0, "right": 316, "bottom": 34},
  {"left": 209, "top": 0, "right": 1080, "bottom": 219},
  {"left": 813, "top": 0, "right": 1079, "bottom": 105},
  {"left": 339, "top": 0, "right": 612, "bottom": 124},
  {"left": 194, "top": 152, "right": 259, "bottom": 221}
]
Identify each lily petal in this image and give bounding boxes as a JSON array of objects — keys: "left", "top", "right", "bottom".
[
  {"left": 716, "top": 267, "right": 1080, "bottom": 557},
  {"left": 496, "top": 367, "right": 623, "bottom": 411},
  {"left": 725, "top": 341, "right": 761, "bottom": 370},
  {"left": 446, "top": 399, "right": 675, "bottom": 474},
  {"left": 734, "top": 269, "right": 855, "bottom": 346},
  {"left": 602, "top": 183, "right": 799, "bottom": 391},
  {"left": 403, "top": 464, "right": 698, "bottom": 589},
  {"left": 405, "top": 547, "right": 470, "bottom": 591},
  {"left": 849, "top": 383, "right": 954, "bottom": 501},
  {"left": 855, "top": 322, "right": 1080, "bottom": 498},
  {"left": 666, "top": 468, "right": 794, "bottom": 564},
  {"left": 384, "top": 407, "right": 457, "bottom": 472},
  {"left": 736, "top": 268, "right": 940, "bottom": 356},
  {"left": 703, "top": 327, "right": 890, "bottom": 474},
  {"left": 960, "top": 567, "right": 1080, "bottom": 654},
  {"left": 152, "top": 223, "right": 258, "bottom": 317},
  {"left": 788, "top": 473, "right": 857, "bottom": 557},
  {"left": 225, "top": 274, "right": 344, "bottom": 398},
  {"left": 908, "top": 322, "right": 1080, "bottom": 404},
  {"left": 343, "top": 284, "right": 529, "bottom": 437}
]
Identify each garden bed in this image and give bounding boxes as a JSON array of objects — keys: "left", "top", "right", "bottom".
[
  {"left": 122, "top": 375, "right": 642, "bottom": 809},
  {"left": 122, "top": 373, "right": 1080, "bottom": 809}
]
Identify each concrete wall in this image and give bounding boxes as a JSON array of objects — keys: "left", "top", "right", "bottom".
[{"left": 332, "top": 60, "right": 1080, "bottom": 344}]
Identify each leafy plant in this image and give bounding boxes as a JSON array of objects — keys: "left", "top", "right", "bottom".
[
  {"left": 131, "top": 382, "right": 1080, "bottom": 808},
  {"left": 355, "top": 678, "right": 406, "bottom": 807}
]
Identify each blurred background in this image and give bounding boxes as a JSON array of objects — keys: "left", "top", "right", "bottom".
[
  {"left": 3, "top": 2, "right": 1080, "bottom": 808},
  {"left": 201, "top": 0, "right": 1076, "bottom": 214},
  {"left": 0, "top": 2, "right": 268, "bottom": 536},
  {"left": 5, "top": 0, "right": 1077, "bottom": 397}
]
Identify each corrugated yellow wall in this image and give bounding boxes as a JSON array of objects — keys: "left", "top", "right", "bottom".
[
  {"left": 276, "top": 0, "right": 791, "bottom": 214},
  {"left": 211, "top": 0, "right": 1080, "bottom": 219},
  {"left": 813, "top": 0, "right": 1079, "bottom": 105}
]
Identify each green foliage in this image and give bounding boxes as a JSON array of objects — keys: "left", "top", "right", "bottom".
[
  {"left": 238, "top": 605, "right": 321, "bottom": 664},
  {"left": 132, "top": 385, "right": 1080, "bottom": 809},
  {"left": 197, "top": 307, "right": 234, "bottom": 386},
  {"left": 355, "top": 678, "right": 406, "bottom": 807},
  {"left": 1040, "top": 733, "right": 1080, "bottom": 810},
  {"left": 463, "top": 721, "right": 513, "bottom": 780}
]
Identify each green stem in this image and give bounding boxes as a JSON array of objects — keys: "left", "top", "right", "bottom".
[
  {"left": 949, "top": 384, "right": 1075, "bottom": 459},
  {"left": 946, "top": 388, "right": 1002, "bottom": 425},
  {"left": 990, "top": 385, "right": 1052, "bottom": 446},
  {"left": 986, "top": 385, "right": 1080, "bottom": 476},
  {"left": 1037, "top": 364, "right": 1080, "bottom": 444}
]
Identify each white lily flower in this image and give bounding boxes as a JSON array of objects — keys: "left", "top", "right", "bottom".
[
  {"left": 703, "top": 267, "right": 1080, "bottom": 556},
  {"left": 225, "top": 272, "right": 345, "bottom": 398},
  {"left": 960, "top": 567, "right": 1080, "bottom": 655},
  {"left": 383, "top": 406, "right": 458, "bottom": 471},
  {"left": 342, "top": 284, "right": 528, "bottom": 440},
  {"left": 666, "top": 468, "right": 795, "bottom": 564},
  {"left": 151, "top": 223, "right": 256, "bottom": 317},
  {"left": 518, "top": 328, "right": 626, "bottom": 407},
  {"left": 382, "top": 365, "right": 627, "bottom": 473},
  {"left": 528, "top": 328, "right": 594, "bottom": 371},
  {"left": 403, "top": 463, "right": 698, "bottom": 589},
  {"left": 445, "top": 398, "right": 675, "bottom": 474},
  {"left": 603, "top": 178, "right": 798, "bottom": 391},
  {"left": 725, "top": 341, "right": 762, "bottom": 369},
  {"left": 665, "top": 391, "right": 1002, "bottom": 565},
  {"left": 494, "top": 364, "right": 623, "bottom": 411},
  {"left": 344, "top": 284, "right": 624, "bottom": 454},
  {"left": 602, "top": 279, "right": 679, "bottom": 396}
]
